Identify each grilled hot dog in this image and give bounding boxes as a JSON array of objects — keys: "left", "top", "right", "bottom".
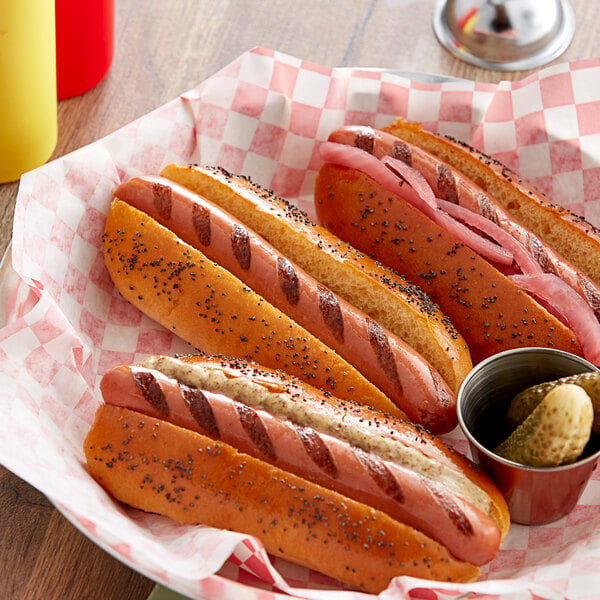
[
  {"left": 85, "top": 356, "right": 510, "bottom": 592},
  {"left": 331, "top": 125, "right": 600, "bottom": 323},
  {"left": 112, "top": 175, "right": 461, "bottom": 432}
]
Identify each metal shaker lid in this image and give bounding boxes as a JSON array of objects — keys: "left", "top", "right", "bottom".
[{"left": 432, "top": 0, "right": 575, "bottom": 71}]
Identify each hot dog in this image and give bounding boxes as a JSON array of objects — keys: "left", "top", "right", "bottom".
[
  {"left": 333, "top": 124, "right": 600, "bottom": 321},
  {"left": 85, "top": 355, "right": 510, "bottom": 592},
  {"left": 110, "top": 175, "right": 462, "bottom": 432},
  {"left": 314, "top": 125, "right": 600, "bottom": 366},
  {"left": 157, "top": 164, "right": 472, "bottom": 396}
]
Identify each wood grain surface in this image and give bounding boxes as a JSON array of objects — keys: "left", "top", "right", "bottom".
[{"left": 1, "top": 1, "right": 599, "bottom": 598}]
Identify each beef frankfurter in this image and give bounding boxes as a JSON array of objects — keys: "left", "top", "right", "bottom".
[
  {"left": 314, "top": 128, "right": 600, "bottom": 366},
  {"left": 158, "top": 164, "right": 472, "bottom": 397},
  {"left": 85, "top": 355, "right": 510, "bottom": 592},
  {"left": 383, "top": 118, "right": 600, "bottom": 288},
  {"left": 112, "top": 175, "right": 458, "bottom": 432},
  {"left": 103, "top": 197, "right": 400, "bottom": 419}
]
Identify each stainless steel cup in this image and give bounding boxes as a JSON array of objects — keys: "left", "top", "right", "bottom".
[{"left": 457, "top": 348, "right": 600, "bottom": 525}]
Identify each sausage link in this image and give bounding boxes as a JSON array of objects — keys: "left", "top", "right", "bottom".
[
  {"left": 86, "top": 404, "right": 482, "bottom": 591},
  {"left": 100, "top": 363, "right": 501, "bottom": 565},
  {"left": 114, "top": 175, "right": 456, "bottom": 433}
]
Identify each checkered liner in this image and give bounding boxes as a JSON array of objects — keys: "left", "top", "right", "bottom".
[{"left": 2, "top": 47, "right": 600, "bottom": 599}]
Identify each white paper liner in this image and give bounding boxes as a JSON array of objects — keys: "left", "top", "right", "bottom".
[{"left": 2, "top": 47, "right": 600, "bottom": 599}]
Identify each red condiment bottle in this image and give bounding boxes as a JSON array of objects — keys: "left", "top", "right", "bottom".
[{"left": 55, "top": 0, "right": 114, "bottom": 99}]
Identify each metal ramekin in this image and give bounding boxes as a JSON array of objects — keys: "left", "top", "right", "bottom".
[{"left": 457, "top": 348, "right": 600, "bottom": 525}]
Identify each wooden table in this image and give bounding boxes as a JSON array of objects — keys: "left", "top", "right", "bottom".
[{"left": 1, "top": 1, "right": 599, "bottom": 598}]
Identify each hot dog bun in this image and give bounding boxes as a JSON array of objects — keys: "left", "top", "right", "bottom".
[
  {"left": 382, "top": 118, "right": 600, "bottom": 288},
  {"left": 159, "top": 164, "right": 472, "bottom": 397},
  {"left": 112, "top": 175, "right": 458, "bottom": 432},
  {"left": 85, "top": 404, "right": 481, "bottom": 592},
  {"left": 103, "top": 197, "right": 400, "bottom": 417},
  {"left": 85, "top": 356, "right": 511, "bottom": 591},
  {"left": 316, "top": 124, "right": 600, "bottom": 366}
]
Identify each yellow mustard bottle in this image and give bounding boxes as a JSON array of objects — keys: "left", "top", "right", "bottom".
[{"left": 0, "top": 1, "right": 57, "bottom": 183}]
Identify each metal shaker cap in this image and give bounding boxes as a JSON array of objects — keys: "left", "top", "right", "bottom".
[{"left": 432, "top": 0, "right": 575, "bottom": 71}]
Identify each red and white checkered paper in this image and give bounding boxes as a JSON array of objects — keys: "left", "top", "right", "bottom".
[{"left": 2, "top": 47, "right": 600, "bottom": 600}]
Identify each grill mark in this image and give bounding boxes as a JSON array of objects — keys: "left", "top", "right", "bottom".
[
  {"left": 354, "top": 447, "right": 404, "bottom": 503},
  {"left": 366, "top": 319, "right": 401, "bottom": 389},
  {"left": 152, "top": 182, "right": 173, "bottom": 219},
  {"left": 180, "top": 384, "right": 219, "bottom": 438},
  {"left": 436, "top": 163, "right": 459, "bottom": 204},
  {"left": 579, "top": 273, "right": 600, "bottom": 321},
  {"left": 231, "top": 224, "right": 251, "bottom": 270},
  {"left": 424, "top": 479, "right": 474, "bottom": 536},
  {"left": 430, "top": 366, "right": 452, "bottom": 409},
  {"left": 277, "top": 256, "right": 300, "bottom": 305},
  {"left": 192, "top": 203, "right": 211, "bottom": 246},
  {"left": 294, "top": 424, "right": 338, "bottom": 478},
  {"left": 354, "top": 127, "right": 375, "bottom": 154},
  {"left": 476, "top": 192, "right": 498, "bottom": 224},
  {"left": 318, "top": 285, "right": 344, "bottom": 341},
  {"left": 391, "top": 141, "right": 412, "bottom": 166},
  {"left": 132, "top": 369, "right": 169, "bottom": 415},
  {"left": 235, "top": 401, "right": 276, "bottom": 460},
  {"left": 528, "top": 233, "right": 556, "bottom": 274}
]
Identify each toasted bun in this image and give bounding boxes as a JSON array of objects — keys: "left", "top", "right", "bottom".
[
  {"left": 160, "top": 164, "right": 472, "bottom": 395},
  {"left": 103, "top": 198, "right": 401, "bottom": 416},
  {"left": 382, "top": 118, "right": 600, "bottom": 288},
  {"left": 85, "top": 404, "right": 481, "bottom": 592}
]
